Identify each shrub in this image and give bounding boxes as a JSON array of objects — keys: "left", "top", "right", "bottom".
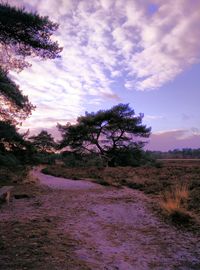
[
  {"left": 0, "top": 153, "right": 20, "bottom": 167},
  {"left": 31, "top": 152, "right": 56, "bottom": 165},
  {"left": 0, "top": 165, "right": 29, "bottom": 186},
  {"left": 160, "top": 184, "right": 193, "bottom": 225},
  {"left": 161, "top": 184, "right": 189, "bottom": 211},
  {"left": 62, "top": 152, "right": 105, "bottom": 168}
]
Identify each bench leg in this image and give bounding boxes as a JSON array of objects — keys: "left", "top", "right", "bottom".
[{"left": 5, "top": 191, "right": 11, "bottom": 205}]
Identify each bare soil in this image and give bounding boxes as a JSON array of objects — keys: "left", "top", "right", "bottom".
[{"left": 0, "top": 168, "right": 200, "bottom": 269}]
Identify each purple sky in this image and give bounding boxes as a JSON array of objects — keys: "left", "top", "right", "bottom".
[{"left": 8, "top": 0, "right": 200, "bottom": 151}]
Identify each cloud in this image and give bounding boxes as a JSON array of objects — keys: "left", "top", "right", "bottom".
[
  {"left": 144, "top": 115, "right": 164, "bottom": 120},
  {"left": 9, "top": 0, "right": 200, "bottom": 89},
  {"left": 118, "top": 0, "right": 200, "bottom": 90},
  {"left": 147, "top": 129, "right": 200, "bottom": 151},
  {"left": 5, "top": 0, "right": 200, "bottom": 131}
]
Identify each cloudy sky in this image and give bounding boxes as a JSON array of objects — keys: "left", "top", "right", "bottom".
[{"left": 8, "top": 0, "right": 200, "bottom": 150}]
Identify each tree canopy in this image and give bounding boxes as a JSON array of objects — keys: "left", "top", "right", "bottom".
[
  {"left": 0, "top": 120, "right": 26, "bottom": 152},
  {"left": 58, "top": 104, "right": 151, "bottom": 166},
  {"left": 0, "top": 3, "right": 62, "bottom": 72},
  {"left": 0, "top": 3, "right": 62, "bottom": 123},
  {"left": 0, "top": 69, "right": 34, "bottom": 123},
  {"left": 29, "top": 130, "right": 57, "bottom": 153}
]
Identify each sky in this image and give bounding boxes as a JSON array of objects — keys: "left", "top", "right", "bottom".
[{"left": 7, "top": 0, "right": 200, "bottom": 151}]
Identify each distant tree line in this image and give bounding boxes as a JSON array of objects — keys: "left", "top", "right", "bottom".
[{"left": 148, "top": 149, "right": 200, "bottom": 159}]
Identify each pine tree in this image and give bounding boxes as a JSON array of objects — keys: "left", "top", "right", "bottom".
[{"left": 0, "top": 3, "right": 62, "bottom": 123}]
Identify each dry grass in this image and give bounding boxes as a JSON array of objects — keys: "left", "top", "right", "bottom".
[
  {"left": 161, "top": 183, "right": 189, "bottom": 212},
  {"left": 161, "top": 184, "right": 188, "bottom": 212},
  {"left": 175, "top": 183, "right": 189, "bottom": 201},
  {"left": 160, "top": 184, "right": 195, "bottom": 225}
]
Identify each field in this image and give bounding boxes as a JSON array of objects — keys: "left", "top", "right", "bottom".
[{"left": 43, "top": 159, "right": 200, "bottom": 226}]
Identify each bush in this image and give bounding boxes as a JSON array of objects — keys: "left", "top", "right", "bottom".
[
  {"left": 160, "top": 184, "right": 194, "bottom": 225},
  {"left": 62, "top": 152, "right": 104, "bottom": 168},
  {"left": 60, "top": 148, "right": 161, "bottom": 168},
  {"left": 31, "top": 152, "right": 57, "bottom": 165},
  {"left": 0, "top": 165, "right": 29, "bottom": 186},
  {"left": 107, "top": 148, "right": 159, "bottom": 167},
  {"left": 0, "top": 153, "right": 20, "bottom": 167}
]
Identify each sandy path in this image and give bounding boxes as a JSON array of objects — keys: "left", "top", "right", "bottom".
[
  {"left": 1, "top": 169, "right": 200, "bottom": 269},
  {"left": 34, "top": 169, "right": 200, "bottom": 270}
]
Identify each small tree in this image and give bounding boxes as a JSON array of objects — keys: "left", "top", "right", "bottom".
[
  {"left": 58, "top": 104, "right": 151, "bottom": 166},
  {"left": 29, "top": 130, "right": 57, "bottom": 153}
]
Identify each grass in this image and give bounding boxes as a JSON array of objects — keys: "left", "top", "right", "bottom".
[
  {"left": 42, "top": 159, "right": 200, "bottom": 227},
  {"left": 160, "top": 184, "right": 193, "bottom": 225},
  {"left": 161, "top": 183, "right": 189, "bottom": 211}
]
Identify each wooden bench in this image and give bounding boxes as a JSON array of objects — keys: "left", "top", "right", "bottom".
[{"left": 0, "top": 186, "right": 14, "bottom": 204}]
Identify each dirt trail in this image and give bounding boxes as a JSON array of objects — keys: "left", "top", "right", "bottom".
[{"left": 1, "top": 168, "right": 200, "bottom": 270}]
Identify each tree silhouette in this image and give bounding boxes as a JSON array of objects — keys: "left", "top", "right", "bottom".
[
  {"left": 0, "top": 3, "right": 62, "bottom": 123},
  {"left": 29, "top": 130, "right": 57, "bottom": 153},
  {"left": 0, "top": 70, "right": 34, "bottom": 123},
  {"left": 0, "top": 3, "right": 62, "bottom": 72},
  {"left": 58, "top": 104, "right": 151, "bottom": 166},
  {"left": 0, "top": 3, "right": 61, "bottom": 162}
]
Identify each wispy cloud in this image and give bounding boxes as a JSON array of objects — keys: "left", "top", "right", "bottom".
[
  {"left": 6, "top": 0, "right": 200, "bottom": 130},
  {"left": 144, "top": 115, "right": 164, "bottom": 120}
]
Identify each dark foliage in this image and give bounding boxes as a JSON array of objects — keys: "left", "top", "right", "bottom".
[
  {"left": 58, "top": 104, "right": 151, "bottom": 166},
  {"left": 0, "top": 121, "right": 24, "bottom": 151},
  {"left": 0, "top": 3, "right": 62, "bottom": 123},
  {"left": 0, "top": 121, "right": 35, "bottom": 165},
  {"left": 0, "top": 3, "right": 61, "bottom": 165},
  {"left": 0, "top": 70, "right": 34, "bottom": 123},
  {"left": 61, "top": 151, "right": 105, "bottom": 168},
  {"left": 29, "top": 130, "right": 57, "bottom": 153},
  {"left": 0, "top": 3, "right": 62, "bottom": 72}
]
